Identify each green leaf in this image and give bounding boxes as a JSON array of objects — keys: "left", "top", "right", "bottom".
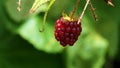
[{"left": 18, "top": 16, "right": 64, "bottom": 53}]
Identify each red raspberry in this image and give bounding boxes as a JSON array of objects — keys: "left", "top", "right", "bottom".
[{"left": 54, "top": 17, "right": 82, "bottom": 46}]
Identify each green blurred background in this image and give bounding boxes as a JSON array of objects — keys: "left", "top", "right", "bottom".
[{"left": 0, "top": 0, "right": 120, "bottom": 68}]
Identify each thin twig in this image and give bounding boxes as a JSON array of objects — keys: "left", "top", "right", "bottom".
[
  {"left": 77, "top": 0, "right": 90, "bottom": 24},
  {"left": 70, "top": 0, "right": 80, "bottom": 20},
  {"left": 89, "top": 1, "right": 98, "bottom": 21},
  {"left": 17, "top": 0, "right": 21, "bottom": 11}
]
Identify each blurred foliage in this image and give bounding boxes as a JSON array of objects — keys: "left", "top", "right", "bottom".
[
  {"left": 0, "top": 0, "right": 120, "bottom": 68},
  {"left": 18, "top": 16, "right": 64, "bottom": 53}
]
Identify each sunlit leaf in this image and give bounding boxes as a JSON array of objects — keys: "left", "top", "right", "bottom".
[
  {"left": 30, "top": 0, "right": 50, "bottom": 13},
  {"left": 5, "top": 0, "right": 47, "bottom": 22},
  {"left": 18, "top": 16, "right": 64, "bottom": 53}
]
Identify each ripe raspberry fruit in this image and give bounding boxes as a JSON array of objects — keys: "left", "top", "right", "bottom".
[
  {"left": 54, "top": 17, "right": 82, "bottom": 46},
  {"left": 54, "top": 0, "right": 82, "bottom": 46}
]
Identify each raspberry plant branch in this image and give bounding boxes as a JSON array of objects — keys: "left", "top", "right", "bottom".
[
  {"left": 77, "top": 0, "right": 90, "bottom": 24},
  {"left": 89, "top": 1, "right": 98, "bottom": 21}
]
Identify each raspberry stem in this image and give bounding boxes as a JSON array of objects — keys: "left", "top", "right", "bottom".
[
  {"left": 77, "top": 0, "right": 90, "bottom": 24},
  {"left": 70, "top": 0, "right": 80, "bottom": 20}
]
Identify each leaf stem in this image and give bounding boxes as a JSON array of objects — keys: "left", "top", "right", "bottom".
[{"left": 40, "top": 0, "right": 55, "bottom": 32}]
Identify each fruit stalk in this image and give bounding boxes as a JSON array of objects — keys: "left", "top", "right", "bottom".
[
  {"left": 77, "top": 0, "right": 90, "bottom": 24},
  {"left": 70, "top": 0, "right": 80, "bottom": 20}
]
